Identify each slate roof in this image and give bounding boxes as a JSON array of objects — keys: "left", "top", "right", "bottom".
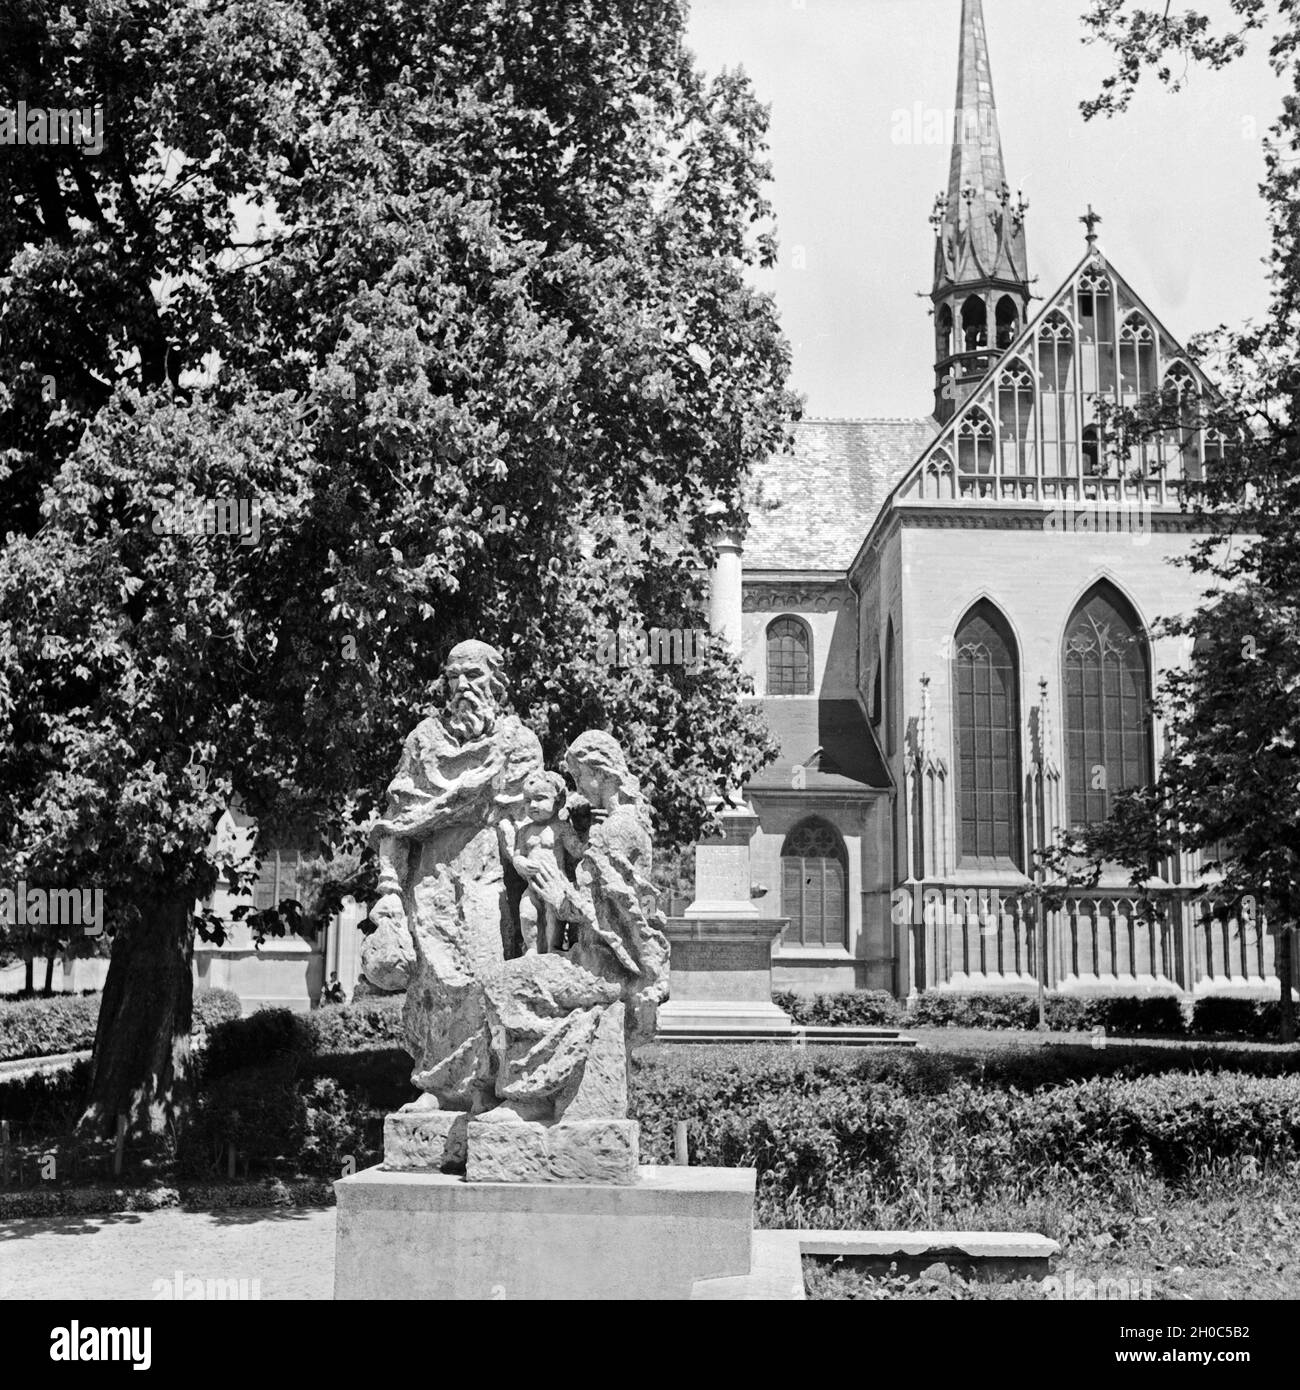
[
  {"left": 747, "top": 697, "right": 891, "bottom": 794},
  {"left": 745, "top": 419, "right": 937, "bottom": 571}
]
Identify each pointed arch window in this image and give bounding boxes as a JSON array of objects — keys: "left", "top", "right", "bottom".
[
  {"left": 766, "top": 616, "right": 812, "bottom": 696},
  {"left": 957, "top": 409, "right": 995, "bottom": 486},
  {"left": 937, "top": 304, "right": 954, "bottom": 361},
  {"left": 1038, "top": 312, "right": 1076, "bottom": 476},
  {"left": 998, "top": 360, "right": 1036, "bottom": 475},
  {"left": 782, "top": 818, "right": 848, "bottom": 948},
  {"left": 925, "top": 448, "right": 955, "bottom": 500},
  {"left": 995, "top": 296, "right": 1020, "bottom": 349},
  {"left": 962, "top": 296, "right": 988, "bottom": 352},
  {"left": 953, "top": 601, "right": 1022, "bottom": 867},
  {"left": 1119, "top": 314, "right": 1157, "bottom": 396},
  {"left": 1063, "top": 586, "right": 1152, "bottom": 828},
  {"left": 1164, "top": 362, "right": 1201, "bottom": 482}
]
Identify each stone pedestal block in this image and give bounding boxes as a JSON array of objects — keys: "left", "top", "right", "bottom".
[
  {"left": 333, "top": 1164, "right": 756, "bottom": 1300},
  {"left": 383, "top": 1107, "right": 469, "bottom": 1172},
  {"left": 466, "top": 1117, "right": 639, "bottom": 1185},
  {"left": 659, "top": 917, "right": 793, "bottom": 1039}
]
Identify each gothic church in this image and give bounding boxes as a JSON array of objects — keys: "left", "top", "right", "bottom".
[{"left": 719, "top": 0, "right": 1287, "bottom": 1001}]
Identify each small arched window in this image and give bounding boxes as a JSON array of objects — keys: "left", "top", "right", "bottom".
[
  {"left": 925, "top": 448, "right": 955, "bottom": 500},
  {"left": 781, "top": 818, "right": 848, "bottom": 948},
  {"left": 957, "top": 409, "right": 995, "bottom": 479},
  {"left": 962, "top": 296, "right": 988, "bottom": 352},
  {"left": 766, "top": 616, "right": 812, "bottom": 696},
  {"left": 995, "top": 295, "right": 1020, "bottom": 349},
  {"left": 937, "top": 304, "right": 954, "bottom": 361}
]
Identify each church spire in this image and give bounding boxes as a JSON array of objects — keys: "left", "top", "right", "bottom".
[{"left": 930, "top": 0, "right": 1031, "bottom": 422}]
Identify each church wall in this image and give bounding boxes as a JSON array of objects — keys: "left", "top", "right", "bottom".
[
  {"left": 896, "top": 517, "right": 1206, "bottom": 862},
  {"left": 882, "top": 517, "right": 1288, "bottom": 999},
  {"left": 739, "top": 579, "right": 898, "bottom": 993}
]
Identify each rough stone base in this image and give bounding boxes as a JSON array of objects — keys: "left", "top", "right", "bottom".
[
  {"left": 333, "top": 1164, "right": 755, "bottom": 1300},
  {"left": 466, "top": 1118, "right": 639, "bottom": 1185},
  {"left": 383, "top": 1108, "right": 469, "bottom": 1173}
]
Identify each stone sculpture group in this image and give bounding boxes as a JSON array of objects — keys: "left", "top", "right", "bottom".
[{"left": 359, "top": 639, "right": 669, "bottom": 1183}]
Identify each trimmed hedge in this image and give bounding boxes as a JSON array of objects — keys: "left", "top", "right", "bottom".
[
  {"left": 775, "top": 990, "right": 903, "bottom": 1028},
  {"left": 1190, "top": 996, "right": 1299, "bottom": 1040},
  {"left": 0, "top": 987, "right": 244, "bottom": 1063},
  {"left": 630, "top": 1048, "right": 1300, "bottom": 1224},
  {"left": 0, "top": 995, "right": 100, "bottom": 1061},
  {"left": 778, "top": 988, "right": 1300, "bottom": 1039},
  {"left": 200, "top": 1009, "right": 316, "bottom": 1084},
  {"left": 904, "top": 990, "right": 1186, "bottom": 1035}
]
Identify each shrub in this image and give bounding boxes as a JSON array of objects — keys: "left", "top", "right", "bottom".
[
  {"left": 200, "top": 1009, "right": 316, "bottom": 1084},
  {"left": 310, "top": 997, "right": 406, "bottom": 1053},
  {"left": 0, "top": 994, "right": 100, "bottom": 1061},
  {"left": 1190, "top": 996, "right": 1298, "bottom": 1040},
  {"left": 905, "top": 991, "right": 1041, "bottom": 1031},
  {"left": 903, "top": 991, "right": 1186, "bottom": 1036},
  {"left": 192, "top": 989, "right": 242, "bottom": 1033},
  {"left": 300, "top": 1077, "right": 372, "bottom": 1175},
  {"left": 774, "top": 990, "right": 904, "bottom": 1028},
  {"left": 630, "top": 1049, "right": 1300, "bottom": 1225},
  {"left": 178, "top": 1061, "right": 305, "bottom": 1176}
]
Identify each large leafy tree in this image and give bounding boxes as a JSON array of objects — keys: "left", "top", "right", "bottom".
[
  {"left": 0, "top": 0, "right": 790, "bottom": 1135},
  {"left": 1050, "top": 1, "right": 1300, "bottom": 1039}
]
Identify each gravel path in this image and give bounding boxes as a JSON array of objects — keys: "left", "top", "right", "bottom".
[{"left": 0, "top": 1207, "right": 336, "bottom": 1300}]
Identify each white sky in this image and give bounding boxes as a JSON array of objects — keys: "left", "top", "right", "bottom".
[{"left": 686, "top": 0, "right": 1284, "bottom": 418}]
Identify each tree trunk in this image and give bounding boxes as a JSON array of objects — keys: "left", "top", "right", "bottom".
[
  {"left": 23, "top": 954, "right": 33, "bottom": 995},
  {"left": 1279, "top": 923, "right": 1296, "bottom": 1045},
  {"left": 79, "top": 895, "right": 195, "bottom": 1139},
  {"left": 41, "top": 938, "right": 58, "bottom": 996}
]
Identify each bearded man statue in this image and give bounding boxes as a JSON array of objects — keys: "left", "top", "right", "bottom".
[{"left": 361, "top": 639, "right": 543, "bottom": 1113}]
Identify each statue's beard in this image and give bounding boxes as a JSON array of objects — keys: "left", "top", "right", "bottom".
[{"left": 445, "top": 689, "right": 496, "bottom": 742}]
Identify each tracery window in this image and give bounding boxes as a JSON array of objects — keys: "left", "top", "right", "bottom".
[
  {"left": 1063, "top": 586, "right": 1152, "bottom": 828},
  {"left": 781, "top": 820, "right": 848, "bottom": 948},
  {"left": 954, "top": 602, "right": 1022, "bottom": 866}
]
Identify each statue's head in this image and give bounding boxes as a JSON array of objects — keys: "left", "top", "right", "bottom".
[
  {"left": 564, "top": 730, "right": 641, "bottom": 811},
  {"left": 522, "top": 769, "right": 566, "bottom": 823},
  {"left": 438, "top": 639, "right": 507, "bottom": 742}
]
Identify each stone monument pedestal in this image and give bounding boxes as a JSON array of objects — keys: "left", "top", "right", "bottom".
[
  {"left": 657, "top": 798, "right": 795, "bottom": 1040},
  {"left": 333, "top": 1164, "right": 756, "bottom": 1300},
  {"left": 657, "top": 917, "right": 794, "bottom": 1038}
]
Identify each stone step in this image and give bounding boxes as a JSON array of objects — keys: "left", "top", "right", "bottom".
[
  {"left": 789, "top": 1229, "right": 1059, "bottom": 1281},
  {"left": 656, "top": 1027, "right": 918, "bottom": 1048}
]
